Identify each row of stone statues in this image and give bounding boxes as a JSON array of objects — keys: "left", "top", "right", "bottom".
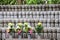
[{"left": 6, "top": 22, "right": 43, "bottom": 35}]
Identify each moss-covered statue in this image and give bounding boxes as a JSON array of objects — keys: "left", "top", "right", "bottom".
[
  {"left": 23, "top": 22, "right": 33, "bottom": 34},
  {"left": 7, "top": 23, "right": 15, "bottom": 35},
  {"left": 35, "top": 22, "right": 43, "bottom": 35},
  {"left": 16, "top": 23, "right": 23, "bottom": 35}
]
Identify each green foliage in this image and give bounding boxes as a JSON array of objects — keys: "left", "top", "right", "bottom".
[
  {"left": 0, "top": 0, "right": 60, "bottom": 5},
  {"left": 25, "top": 0, "right": 60, "bottom": 4},
  {"left": 47, "top": 0, "right": 52, "bottom": 4},
  {"left": 25, "top": 0, "right": 44, "bottom": 4},
  {"left": 52, "top": 0, "right": 60, "bottom": 4},
  {"left": 25, "top": 0, "right": 37, "bottom": 4},
  {"left": 37, "top": 0, "right": 45, "bottom": 4},
  {"left": 0, "top": 0, "right": 17, "bottom": 5},
  {"left": 47, "top": 0, "right": 60, "bottom": 4}
]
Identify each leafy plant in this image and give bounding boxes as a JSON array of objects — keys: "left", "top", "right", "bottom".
[
  {"left": 0, "top": 0, "right": 17, "bottom": 5},
  {"left": 25, "top": 0, "right": 37, "bottom": 4},
  {"left": 47, "top": 0, "right": 60, "bottom": 4},
  {"left": 52, "top": 0, "right": 60, "bottom": 4},
  {"left": 37, "top": 0, "right": 45, "bottom": 4},
  {"left": 47, "top": 0, "right": 52, "bottom": 4},
  {"left": 25, "top": 0, "right": 44, "bottom": 4}
]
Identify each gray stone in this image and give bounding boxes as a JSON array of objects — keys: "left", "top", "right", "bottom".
[
  {"left": 40, "top": 33, "right": 44, "bottom": 39},
  {"left": 48, "top": 33, "right": 51, "bottom": 39},
  {"left": 57, "top": 33, "right": 60, "bottom": 39},
  {"left": 57, "top": 28, "right": 60, "bottom": 33},
  {"left": 2, "top": 33, "right": 6, "bottom": 40},
  {"left": 53, "top": 33, "right": 56, "bottom": 39},
  {"left": 44, "top": 33, "right": 48, "bottom": 39}
]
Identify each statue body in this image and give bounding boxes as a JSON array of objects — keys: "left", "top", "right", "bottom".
[
  {"left": 16, "top": 23, "right": 23, "bottom": 35},
  {"left": 7, "top": 23, "right": 15, "bottom": 35},
  {"left": 35, "top": 22, "right": 43, "bottom": 35}
]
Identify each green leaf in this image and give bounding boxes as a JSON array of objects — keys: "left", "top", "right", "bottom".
[{"left": 0, "top": 0, "right": 17, "bottom": 5}]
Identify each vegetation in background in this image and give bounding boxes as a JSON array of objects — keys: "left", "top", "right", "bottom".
[
  {"left": 0, "top": 0, "right": 60, "bottom": 5},
  {"left": 52, "top": 0, "right": 60, "bottom": 4},
  {"left": 25, "top": 0, "right": 60, "bottom": 4},
  {"left": 25, "top": 0, "right": 45, "bottom": 4},
  {"left": 47, "top": 0, "right": 60, "bottom": 4},
  {"left": 0, "top": 0, "right": 17, "bottom": 5},
  {"left": 47, "top": 0, "right": 52, "bottom": 4}
]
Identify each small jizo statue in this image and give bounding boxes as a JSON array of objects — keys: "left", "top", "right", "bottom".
[{"left": 35, "top": 22, "right": 43, "bottom": 35}]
